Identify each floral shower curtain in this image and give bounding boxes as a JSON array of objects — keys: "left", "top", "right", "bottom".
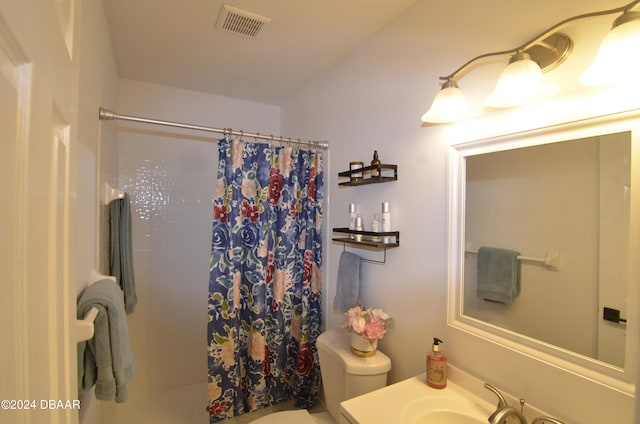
[{"left": 207, "top": 138, "right": 324, "bottom": 422}]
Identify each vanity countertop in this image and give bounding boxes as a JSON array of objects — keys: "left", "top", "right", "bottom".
[{"left": 339, "top": 370, "right": 494, "bottom": 424}]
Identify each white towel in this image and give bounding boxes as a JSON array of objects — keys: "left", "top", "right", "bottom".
[{"left": 333, "top": 251, "right": 361, "bottom": 312}]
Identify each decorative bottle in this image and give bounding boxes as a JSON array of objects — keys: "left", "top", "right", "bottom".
[
  {"left": 355, "top": 215, "right": 364, "bottom": 241},
  {"left": 426, "top": 338, "right": 447, "bottom": 389},
  {"left": 348, "top": 204, "right": 357, "bottom": 239},
  {"left": 371, "top": 213, "right": 381, "bottom": 242},
  {"left": 381, "top": 201, "right": 391, "bottom": 243},
  {"left": 350, "top": 161, "right": 364, "bottom": 182},
  {"left": 370, "top": 150, "right": 381, "bottom": 177}
]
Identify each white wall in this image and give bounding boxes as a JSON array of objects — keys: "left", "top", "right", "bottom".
[
  {"left": 98, "top": 79, "right": 280, "bottom": 421},
  {"left": 76, "top": 0, "right": 119, "bottom": 286},
  {"left": 74, "top": 0, "right": 119, "bottom": 422},
  {"left": 281, "top": 1, "right": 640, "bottom": 423},
  {"left": 0, "top": 0, "right": 117, "bottom": 422},
  {"left": 282, "top": 0, "right": 451, "bottom": 387}
]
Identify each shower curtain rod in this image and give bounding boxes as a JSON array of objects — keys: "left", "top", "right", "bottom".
[{"left": 98, "top": 107, "right": 329, "bottom": 150}]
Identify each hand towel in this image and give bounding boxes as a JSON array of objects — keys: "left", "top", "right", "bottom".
[
  {"left": 477, "top": 246, "right": 521, "bottom": 305},
  {"left": 77, "top": 279, "right": 136, "bottom": 402},
  {"left": 333, "top": 251, "right": 361, "bottom": 312},
  {"left": 110, "top": 193, "right": 137, "bottom": 314}
]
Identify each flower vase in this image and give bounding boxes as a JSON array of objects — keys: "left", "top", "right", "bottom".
[{"left": 350, "top": 333, "right": 377, "bottom": 357}]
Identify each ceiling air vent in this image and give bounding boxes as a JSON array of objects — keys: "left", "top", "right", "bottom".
[{"left": 215, "top": 4, "right": 271, "bottom": 39}]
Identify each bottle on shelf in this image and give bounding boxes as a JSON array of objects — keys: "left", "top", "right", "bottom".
[
  {"left": 349, "top": 161, "right": 364, "bottom": 182},
  {"left": 371, "top": 213, "right": 382, "bottom": 241},
  {"left": 381, "top": 201, "right": 391, "bottom": 243},
  {"left": 348, "top": 204, "right": 357, "bottom": 239},
  {"left": 355, "top": 215, "right": 364, "bottom": 241},
  {"left": 370, "top": 150, "right": 381, "bottom": 177}
]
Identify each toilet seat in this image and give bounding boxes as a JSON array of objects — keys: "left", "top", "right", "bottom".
[{"left": 249, "top": 409, "right": 315, "bottom": 424}]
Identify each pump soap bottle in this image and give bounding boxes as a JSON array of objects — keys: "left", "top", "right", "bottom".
[{"left": 426, "top": 337, "right": 447, "bottom": 389}]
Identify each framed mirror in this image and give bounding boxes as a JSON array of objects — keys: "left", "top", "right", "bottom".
[{"left": 447, "top": 110, "right": 640, "bottom": 392}]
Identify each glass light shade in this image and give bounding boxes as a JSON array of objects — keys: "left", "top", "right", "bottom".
[
  {"left": 579, "top": 17, "right": 640, "bottom": 86},
  {"left": 485, "top": 58, "right": 559, "bottom": 108},
  {"left": 421, "top": 85, "right": 476, "bottom": 124}
]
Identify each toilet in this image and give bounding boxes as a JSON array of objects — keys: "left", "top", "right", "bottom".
[{"left": 250, "top": 328, "right": 391, "bottom": 424}]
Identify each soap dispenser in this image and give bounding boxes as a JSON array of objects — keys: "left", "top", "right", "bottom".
[{"left": 426, "top": 337, "right": 447, "bottom": 389}]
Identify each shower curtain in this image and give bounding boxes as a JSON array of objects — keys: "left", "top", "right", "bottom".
[{"left": 207, "top": 138, "right": 324, "bottom": 422}]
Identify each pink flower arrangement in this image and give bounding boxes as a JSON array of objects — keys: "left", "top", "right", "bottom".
[{"left": 343, "top": 305, "right": 394, "bottom": 343}]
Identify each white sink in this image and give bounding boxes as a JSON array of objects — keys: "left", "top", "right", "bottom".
[
  {"left": 402, "top": 396, "right": 488, "bottom": 424},
  {"left": 340, "top": 370, "right": 493, "bottom": 424},
  {"left": 415, "top": 411, "right": 485, "bottom": 424}
]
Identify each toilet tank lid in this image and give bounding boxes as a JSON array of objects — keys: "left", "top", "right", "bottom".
[{"left": 317, "top": 329, "right": 391, "bottom": 375}]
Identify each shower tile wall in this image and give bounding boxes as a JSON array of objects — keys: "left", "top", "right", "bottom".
[
  {"left": 115, "top": 133, "right": 217, "bottom": 406},
  {"left": 103, "top": 78, "right": 282, "bottom": 421}
]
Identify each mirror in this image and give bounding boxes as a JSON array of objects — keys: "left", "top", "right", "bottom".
[
  {"left": 465, "top": 133, "right": 629, "bottom": 367},
  {"left": 447, "top": 111, "right": 640, "bottom": 390}
]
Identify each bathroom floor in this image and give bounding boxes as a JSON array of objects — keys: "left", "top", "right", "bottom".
[
  {"left": 99, "top": 381, "right": 332, "bottom": 424},
  {"left": 99, "top": 381, "right": 209, "bottom": 423},
  {"left": 225, "top": 399, "right": 332, "bottom": 424}
]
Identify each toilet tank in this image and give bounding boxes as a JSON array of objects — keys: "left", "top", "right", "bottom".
[{"left": 316, "top": 329, "right": 391, "bottom": 422}]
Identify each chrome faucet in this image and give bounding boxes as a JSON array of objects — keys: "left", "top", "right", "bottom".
[
  {"left": 531, "top": 418, "right": 566, "bottom": 424},
  {"left": 484, "top": 383, "right": 510, "bottom": 423},
  {"left": 484, "top": 383, "right": 527, "bottom": 424},
  {"left": 489, "top": 405, "right": 529, "bottom": 424},
  {"left": 483, "top": 383, "right": 566, "bottom": 424}
]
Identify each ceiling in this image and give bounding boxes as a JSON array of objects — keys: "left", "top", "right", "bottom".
[
  {"left": 102, "top": 0, "right": 417, "bottom": 106},
  {"left": 101, "top": 0, "right": 630, "bottom": 109}
]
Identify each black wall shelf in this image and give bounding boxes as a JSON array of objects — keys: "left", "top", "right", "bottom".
[
  {"left": 338, "top": 164, "right": 397, "bottom": 186},
  {"left": 332, "top": 228, "right": 399, "bottom": 264},
  {"left": 332, "top": 228, "right": 400, "bottom": 248}
]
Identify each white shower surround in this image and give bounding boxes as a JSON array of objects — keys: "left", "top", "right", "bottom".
[{"left": 99, "top": 79, "right": 280, "bottom": 422}]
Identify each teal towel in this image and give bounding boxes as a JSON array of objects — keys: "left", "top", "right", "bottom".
[
  {"left": 110, "top": 193, "right": 137, "bottom": 314},
  {"left": 477, "top": 247, "right": 521, "bottom": 305},
  {"left": 77, "top": 279, "right": 136, "bottom": 402},
  {"left": 333, "top": 251, "right": 361, "bottom": 312}
]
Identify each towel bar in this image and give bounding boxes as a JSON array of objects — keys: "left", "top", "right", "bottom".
[
  {"left": 102, "top": 182, "right": 126, "bottom": 205},
  {"left": 465, "top": 249, "right": 560, "bottom": 271},
  {"left": 89, "top": 269, "right": 117, "bottom": 285},
  {"left": 76, "top": 307, "right": 99, "bottom": 342},
  {"left": 76, "top": 270, "right": 117, "bottom": 342},
  {"left": 342, "top": 244, "right": 388, "bottom": 264}
]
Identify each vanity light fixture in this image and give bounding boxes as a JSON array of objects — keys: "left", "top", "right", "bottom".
[
  {"left": 484, "top": 50, "right": 560, "bottom": 108},
  {"left": 420, "top": 78, "right": 476, "bottom": 124},
  {"left": 421, "top": 0, "right": 640, "bottom": 124},
  {"left": 580, "top": 10, "right": 640, "bottom": 86}
]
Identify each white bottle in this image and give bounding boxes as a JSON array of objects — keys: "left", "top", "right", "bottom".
[
  {"left": 371, "top": 213, "right": 381, "bottom": 241},
  {"left": 355, "top": 214, "right": 364, "bottom": 241},
  {"left": 381, "top": 202, "right": 391, "bottom": 243},
  {"left": 348, "top": 204, "right": 357, "bottom": 239}
]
